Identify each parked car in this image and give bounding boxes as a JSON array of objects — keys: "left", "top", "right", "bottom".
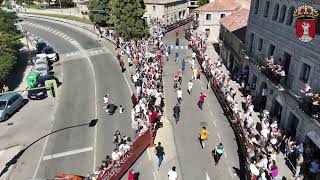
[
  {"left": 0, "top": 93, "right": 25, "bottom": 121},
  {"left": 33, "top": 64, "right": 49, "bottom": 76},
  {"left": 34, "top": 57, "right": 48, "bottom": 66},
  {"left": 42, "top": 47, "right": 58, "bottom": 62},
  {"left": 36, "top": 41, "right": 47, "bottom": 54},
  {"left": 28, "top": 74, "right": 60, "bottom": 100}
]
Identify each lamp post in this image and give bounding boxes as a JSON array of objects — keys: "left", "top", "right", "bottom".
[
  {"left": 18, "top": 19, "right": 32, "bottom": 65},
  {"left": 0, "top": 119, "right": 98, "bottom": 177},
  {"left": 58, "top": 0, "right": 62, "bottom": 14}
]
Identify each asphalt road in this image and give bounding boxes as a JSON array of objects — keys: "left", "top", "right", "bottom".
[
  {"left": 16, "top": 18, "right": 132, "bottom": 179},
  {"left": 161, "top": 29, "right": 241, "bottom": 180}
]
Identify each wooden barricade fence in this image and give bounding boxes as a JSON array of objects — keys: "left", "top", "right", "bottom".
[
  {"left": 97, "top": 129, "right": 154, "bottom": 180},
  {"left": 185, "top": 32, "right": 251, "bottom": 179}
]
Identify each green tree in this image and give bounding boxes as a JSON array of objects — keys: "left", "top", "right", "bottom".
[
  {"left": 197, "top": 0, "right": 209, "bottom": 7},
  {"left": 88, "top": 0, "right": 110, "bottom": 26},
  {"left": 60, "top": 0, "right": 75, "bottom": 8},
  {"left": 0, "top": 31, "right": 22, "bottom": 53},
  {"left": 109, "top": 0, "right": 149, "bottom": 40},
  {"left": 0, "top": 53, "right": 16, "bottom": 83},
  {"left": 0, "top": 11, "right": 18, "bottom": 32}
]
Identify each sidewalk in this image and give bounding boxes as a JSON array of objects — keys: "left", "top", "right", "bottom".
[
  {"left": 205, "top": 44, "right": 294, "bottom": 179},
  {"left": 22, "top": 8, "right": 88, "bottom": 19}
]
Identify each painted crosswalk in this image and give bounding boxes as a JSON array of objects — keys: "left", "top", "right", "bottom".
[
  {"left": 22, "top": 21, "right": 75, "bottom": 42},
  {"left": 170, "top": 45, "right": 189, "bottom": 50},
  {"left": 60, "top": 47, "right": 108, "bottom": 62}
]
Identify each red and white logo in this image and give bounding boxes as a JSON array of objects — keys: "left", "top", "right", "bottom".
[{"left": 293, "top": 5, "right": 319, "bottom": 43}]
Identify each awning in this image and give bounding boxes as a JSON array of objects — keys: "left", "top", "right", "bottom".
[{"left": 307, "top": 131, "right": 320, "bottom": 149}]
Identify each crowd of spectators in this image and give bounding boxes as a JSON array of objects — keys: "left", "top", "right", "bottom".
[
  {"left": 300, "top": 84, "right": 320, "bottom": 120},
  {"left": 91, "top": 18, "right": 165, "bottom": 180},
  {"left": 185, "top": 26, "right": 319, "bottom": 180}
]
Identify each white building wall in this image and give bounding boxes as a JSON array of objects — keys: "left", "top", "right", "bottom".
[{"left": 198, "top": 10, "right": 233, "bottom": 43}]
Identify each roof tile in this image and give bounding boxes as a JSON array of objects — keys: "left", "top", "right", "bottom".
[
  {"left": 219, "top": 8, "right": 249, "bottom": 32},
  {"left": 195, "top": 0, "right": 240, "bottom": 12}
]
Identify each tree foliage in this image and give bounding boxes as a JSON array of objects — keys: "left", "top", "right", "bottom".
[
  {"left": 0, "top": 53, "right": 16, "bottom": 84},
  {"left": 109, "top": 0, "right": 149, "bottom": 40},
  {"left": 197, "top": 0, "right": 209, "bottom": 7},
  {"left": 88, "top": 0, "right": 110, "bottom": 26},
  {"left": 0, "top": 9, "right": 20, "bottom": 85}
]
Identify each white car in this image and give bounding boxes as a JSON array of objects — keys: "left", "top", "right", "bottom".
[
  {"left": 34, "top": 57, "right": 48, "bottom": 66},
  {"left": 33, "top": 64, "right": 49, "bottom": 76},
  {"left": 42, "top": 47, "right": 58, "bottom": 62}
]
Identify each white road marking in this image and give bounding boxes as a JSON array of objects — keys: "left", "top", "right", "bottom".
[
  {"left": 224, "top": 151, "right": 227, "bottom": 158},
  {"left": 228, "top": 167, "right": 234, "bottom": 178},
  {"left": 153, "top": 172, "right": 157, "bottom": 180},
  {"left": 206, "top": 172, "right": 211, "bottom": 180},
  {"left": 33, "top": 111, "right": 55, "bottom": 178},
  {"left": 202, "top": 86, "right": 204, "bottom": 91},
  {"left": 43, "top": 146, "right": 93, "bottom": 161},
  {"left": 217, "top": 132, "right": 221, "bottom": 141},
  {"left": 213, "top": 120, "right": 217, "bottom": 127},
  {"left": 147, "top": 149, "right": 151, "bottom": 160},
  {"left": 210, "top": 111, "right": 213, "bottom": 116}
]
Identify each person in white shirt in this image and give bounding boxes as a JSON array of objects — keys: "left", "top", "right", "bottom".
[
  {"left": 193, "top": 68, "right": 197, "bottom": 80},
  {"left": 111, "top": 149, "right": 120, "bottom": 162},
  {"left": 168, "top": 166, "right": 178, "bottom": 180},
  {"left": 176, "top": 88, "right": 182, "bottom": 103},
  {"left": 187, "top": 80, "right": 194, "bottom": 94}
]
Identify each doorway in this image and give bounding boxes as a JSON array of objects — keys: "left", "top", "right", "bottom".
[{"left": 272, "top": 99, "right": 283, "bottom": 123}]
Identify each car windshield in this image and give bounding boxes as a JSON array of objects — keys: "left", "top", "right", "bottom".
[
  {"left": 44, "top": 48, "right": 54, "bottom": 54},
  {"left": 36, "top": 67, "right": 47, "bottom": 71},
  {"left": 0, "top": 101, "right": 6, "bottom": 110}
]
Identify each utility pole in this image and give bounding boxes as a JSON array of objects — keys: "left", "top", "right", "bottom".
[
  {"left": 58, "top": 0, "right": 62, "bottom": 14},
  {"left": 19, "top": 20, "right": 32, "bottom": 65}
]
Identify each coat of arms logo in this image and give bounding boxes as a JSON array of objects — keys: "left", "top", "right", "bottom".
[{"left": 293, "top": 4, "right": 319, "bottom": 42}]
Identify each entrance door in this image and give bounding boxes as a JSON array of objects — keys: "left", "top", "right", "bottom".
[
  {"left": 273, "top": 100, "right": 283, "bottom": 123},
  {"left": 289, "top": 113, "right": 299, "bottom": 137}
]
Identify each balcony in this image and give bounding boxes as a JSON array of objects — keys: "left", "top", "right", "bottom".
[
  {"left": 299, "top": 96, "right": 320, "bottom": 123},
  {"left": 240, "top": 51, "right": 293, "bottom": 90}
]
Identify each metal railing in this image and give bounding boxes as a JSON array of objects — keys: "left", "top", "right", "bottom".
[
  {"left": 164, "top": 15, "right": 194, "bottom": 33},
  {"left": 299, "top": 96, "right": 320, "bottom": 123}
]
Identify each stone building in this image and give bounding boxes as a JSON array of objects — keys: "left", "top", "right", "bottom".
[
  {"left": 143, "top": 0, "right": 188, "bottom": 24},
  {"left": 219, "top": 8, "right": 250, "bottom": 76},
  {"left": 243, "top": 0, "right": 320, "bottom": 151},
  {"left": 194, "top": 0, "right": 240, "bottom": 43}
]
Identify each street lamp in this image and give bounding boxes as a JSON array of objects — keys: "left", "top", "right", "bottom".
[
  {"left": 18, "top": 19, "right": 32, "bottom": 65},
  {"left": 0, "top": 119, "right": 98, "bottom": 177}
]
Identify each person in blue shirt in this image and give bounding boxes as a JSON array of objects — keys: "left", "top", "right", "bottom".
[
  {"left": 310, "top": 159, "right": 320, "bottom": 180},
  {"left": 175, "top": 51, "right": 179, "bottom": 63},
  {"left": 182, "top": 59, "right": 186, "bottom": 71}
]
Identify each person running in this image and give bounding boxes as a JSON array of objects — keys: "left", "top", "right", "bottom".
[
  {"left": 155, "top": 142, "right": 165, "bottom": 170},
  {"left": 178, "top": 70, "right": 182, "bottom": 85},
  {"left": 103, "top": 94, "right": 109, "bottom": 108},
  {"left": 173, "top": 103, "right": 180, "bottom": 124},
  {"left": 173, "top": 76, "right": 178, "bottom": 90},
  {"left": 197, "top": 67, "right": 202, "bottom": 80},
  {"left": 213, "top": 143, "right": 224, "bottom": 165},
  {"left": 193, "top": 68, "right": 197, "bottom": 80},
  {"left": 198, "top": 92, "right": 206, "bottom": 110},
  {"left": 175, "top": 51, "right": 179, "bottom": 63},
  {"left": 176, "top": 88, "right": 182, "bottom": 104},
  {"left": 187, "top": 80, "right": 193, "bottom": 94},
  {"left": 168, "top": 166, "right": 178, "bottom": 180},
  {"left": 199, "top": 126, "right": 209, "bottom": 149},
  {"left": 182, "top": 59, "right": 186, "bottom": 72}
]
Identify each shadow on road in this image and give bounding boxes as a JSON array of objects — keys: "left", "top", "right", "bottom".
[{"left": 8, "top": 49, "right": 34, "bottom": 91}]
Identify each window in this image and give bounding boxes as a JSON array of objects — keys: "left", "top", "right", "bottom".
[
  {"left": 205, "top": 29, "right": 210, "bottom": 36},
  {"left": 286, "top": 7, "right": 295, "bottom": 26},
  {"left": 300, "top": 63, "right": 311, "bottom": 83},
  {"left": 249, "top": 33, "right": 255, "bottom": 54},
  {"left": 272, "top": 4, "right": 279, "bottom": 21},
  {"left": 153, "top": 6, "right": 156, "bottom": 11},
  {"left": 263, "top": 1, "right": 270, "bottom": 17},
  {"left": 206, "top": 14, "right": 211, "bottom": 20},
  {"left": 254, "top": 0, "right": 260, "bottom": 14},
  {"left": 258, "top": 38, "right": 263, "bottom": 51},
  {"left": 221, "top": 13, "right": 225, "bottom": 18},
  {"left": 268, "top": 44, "right": 275, "bottom": 57},
  {"left": 278, "top": 5, "right": 287, "bottom": 23}
]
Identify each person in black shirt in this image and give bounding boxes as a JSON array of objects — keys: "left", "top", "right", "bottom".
[
  {"left": 173, "top": 104, "right": 180, "bottom": 124},
  {"left": 155, "top": 142, "right": 165, "bottom": 170}
]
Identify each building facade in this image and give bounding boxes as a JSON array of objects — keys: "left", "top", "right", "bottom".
[
  {"left": 194, "top": 0, "right": 240, "bottom": 43},
  {"left": 244, "top": 0, "right": 320, "bottom": 151},
  {"left": 219, "top": 9, "right": 250, "bottom": 77},
  {"left": 144, "top": 0, "right": 188, "bottom": 24}
]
